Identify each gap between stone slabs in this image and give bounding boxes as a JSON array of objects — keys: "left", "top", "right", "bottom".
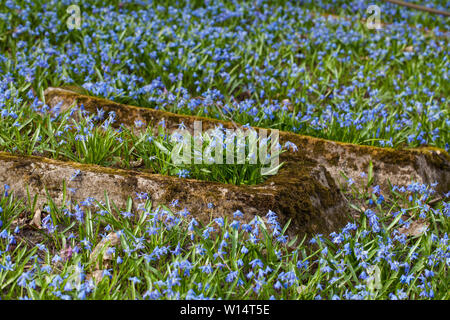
[
  {"left": 2, "top": 87, "right": 447, "bottom": 238},
  {"left": 44, "top": 87, "right": 450, "bottom": 195}
]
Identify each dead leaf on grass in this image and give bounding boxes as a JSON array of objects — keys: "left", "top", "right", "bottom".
[
  {"left": 403, "top": 46, "right": 414, "bottom": 52},
  {"left": 297, "top": 285, "right": 309, "bottom": 295},
  {"left": 89, "top": 232, "right": 120, "bottom": 269},
  {"left": 87, "top": 270, "right": 105, "bottom": 285},
  {"left": 30, "top": 209, "right": 42, "bottom": 229},
  {"left": 399, "top": 220, "right": 429, "bottom": 237},
  {"left": 130, "top": 158, "right": 143, "bottom": 168}
]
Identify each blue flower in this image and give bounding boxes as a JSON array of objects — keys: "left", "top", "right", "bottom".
[
  {"left": 214, "top": 217, "right": 224, "bottom": 227},
  {"left": 249, "top": 258, "right": 264, "bottom": 269},
  {"left": 177, "top": 169, "right": 190, "bottom": 178},
  {"left": 128, "top": 277, "right": 141, "bottom": 284},
  {"left": 226, "top": 271, "right": 238, "bottom": 283},
  {"left": 233, "top": 210, "right": 244, "bottom": 219}
]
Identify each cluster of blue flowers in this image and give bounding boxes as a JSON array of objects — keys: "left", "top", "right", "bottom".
[
  {"left": 0, "top": 0, "right": 448, "bottom": 150},
  {"left": 1, "top": 177, "right": 448, "bottom": 299},
  {"left": 0, "top": 0, "right": 449, "bottom": 300}
]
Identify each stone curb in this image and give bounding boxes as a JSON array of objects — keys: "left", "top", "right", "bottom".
[
  {"left": 0, "top": 151, "right": 347, "bottom": 237},
  {"left": 44, "top": 87, "right": 450, "bottom": 195}
]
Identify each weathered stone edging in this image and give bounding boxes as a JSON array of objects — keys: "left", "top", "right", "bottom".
[
  {"left": 0, "top": 151, "right": 347, "bottom": 237},
  {"left": 44, "top": 87, "right": 450, "bottom": 195}
]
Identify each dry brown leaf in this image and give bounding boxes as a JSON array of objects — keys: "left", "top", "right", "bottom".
[
  {"left": 297, "top": 285, "right": 308, "bottom": 295},
  {"left": 130, "top": 158, "right": 143, "bottom": 168},
  {"left": 399, "top": 220, "right": 429, "bottom": 237},
  {"left": 89, "top": 232, "right": 120, "bottom": 269},
  {"left": 30, "top": 209, "right": 42, "bottom": 229},
  {"left": 403, "top": 46, "right": 414, "bottom": 52},
  {"left": 11, "top": 217, "right": 27, "bottom": 229},
  {"left": 282, "top": 99, "right": 294, "bottom": 112},
  {"left": 87, "top": 270, "right": 105, "bottom": 285}
]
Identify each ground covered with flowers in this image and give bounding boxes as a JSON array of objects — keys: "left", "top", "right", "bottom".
[
  {"left": 1, "top": 0, "right": 448, "bottom": 150},
  {"left": 0, "top": 176, "right": 448, "bottom": 300},
  {"left": 0, "top": 0, "right": 449, "bottom": 300}
]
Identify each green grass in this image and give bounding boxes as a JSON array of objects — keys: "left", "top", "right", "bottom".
[
  {"left": 0, "top": 0, "right": 448, "bottom": 300},
  {"left": 0, "top": 173, "right": 448, "bottom": 300},
  {"left": 0, "top": 101, "right": 287, "bottom": 185},
  {"left": 0, "top": 0, "right": 448, "bottom": 150}
]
